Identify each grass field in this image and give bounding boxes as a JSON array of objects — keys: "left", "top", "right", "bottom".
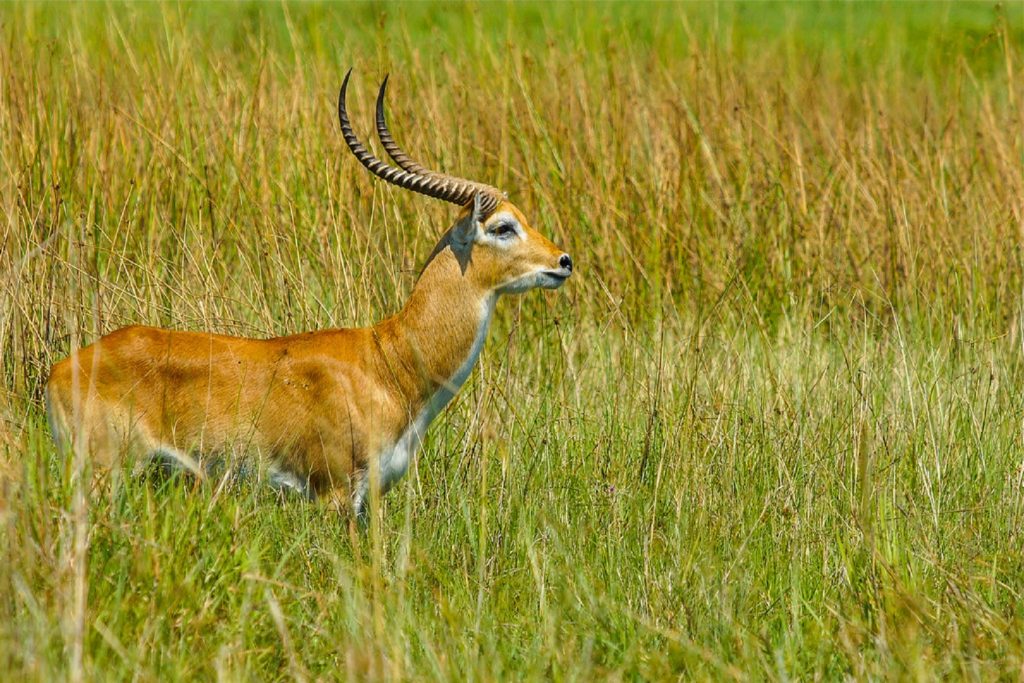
[{"left": 2, "top": 1, "right": 1024, "bottom": 679}]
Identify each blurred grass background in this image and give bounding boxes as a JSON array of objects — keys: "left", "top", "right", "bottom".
[{"left": 1, "top": 1, "right": 1023, "bottom": 679}]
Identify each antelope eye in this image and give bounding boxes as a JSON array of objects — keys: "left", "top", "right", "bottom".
[{"left": 491, "top": 223, "right": 515, "bottom": 237}]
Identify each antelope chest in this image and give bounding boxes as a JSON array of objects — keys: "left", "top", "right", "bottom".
[{"left": 377, "top": 425, "right": 418, "bottom": 492}]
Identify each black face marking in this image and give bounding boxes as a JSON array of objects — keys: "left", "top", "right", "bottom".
[{"left": 420, "top": 221, "right": 474, "bottom": 277}]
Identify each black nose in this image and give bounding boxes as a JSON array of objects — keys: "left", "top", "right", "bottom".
[{"left": 559, "top": 254, "right": 573, "bottom": 271}]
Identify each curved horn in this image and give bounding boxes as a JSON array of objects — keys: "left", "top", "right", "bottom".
[
  {"left": 374, "top": 76, "right": 505, "bottom": 217},
  {"left": 373, "top": 75, "right": 504, "bottom": 215},
  {"left": 375, "top": 74, "right": 432, "bottom": 177},
  {"left": 337, "top": 69, "right": 503, "bottom": 214}
]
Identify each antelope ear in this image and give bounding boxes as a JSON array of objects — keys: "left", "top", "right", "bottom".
[
  {"left": 451, "top": 193, "right": 486, "bottom": 250},
  {"left": 470, "top": 191, "right": 488, "bottom": 224}
]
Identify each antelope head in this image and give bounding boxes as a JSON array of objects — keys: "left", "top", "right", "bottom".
[{"left": 337, "top": 70, "right": 573, "bottom": 297}]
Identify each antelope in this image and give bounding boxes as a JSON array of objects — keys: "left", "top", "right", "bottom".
[{"left": 45, "top": 70, "right": 573, "bottom": 522}]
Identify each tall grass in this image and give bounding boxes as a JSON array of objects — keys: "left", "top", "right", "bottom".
[{"left": 1, "top": 1, "right": 1023, "bottom": 679}]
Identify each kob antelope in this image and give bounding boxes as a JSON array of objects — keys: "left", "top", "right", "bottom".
[{"left": 46, "top": 70, "right": 573, "bottom": 521}]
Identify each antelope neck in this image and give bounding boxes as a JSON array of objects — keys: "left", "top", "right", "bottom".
[{"left": 377, "top": 248, "right": 495, "bottom": 410}]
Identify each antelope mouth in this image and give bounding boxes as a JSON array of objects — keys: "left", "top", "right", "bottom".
[{"left": 540, "top": 270, "right": 571, "bottom": 288}]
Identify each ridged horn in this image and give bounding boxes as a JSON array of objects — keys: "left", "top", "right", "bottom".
[
  {"left": 375, "top": 74, "right": 432, "bottom": 177},
  {"left": 373, "top": 74, "right": 505, "bottom": 215},
  {"left": 338, "top": 69, "right": 503, "bottom": 215}
]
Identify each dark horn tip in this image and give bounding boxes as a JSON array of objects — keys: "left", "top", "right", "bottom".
[
  {"left": 339, "top": 68, "right": 354, "bottom": 118},
  {"left": 376, "top": 75, "right": 390, "bottom": 113}
]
